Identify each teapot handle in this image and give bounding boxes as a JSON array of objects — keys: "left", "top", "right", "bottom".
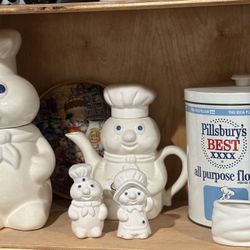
[{"left": 158, "top": 145, "right": 187, "bottom": 206}]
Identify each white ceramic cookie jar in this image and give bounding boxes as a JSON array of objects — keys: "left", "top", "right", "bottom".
[
  {"left": 66, "top": 85, "right": 187, "bottom": 219},
  {"left": 0, "top": 29, "right": 55, "bottom": 230},
  {"left": 68, "top": 164, "right": 108, "bottom": 238}
]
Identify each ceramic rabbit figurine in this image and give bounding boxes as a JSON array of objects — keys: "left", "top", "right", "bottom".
[
  {"left": 0, "top": 29, "right": 55, "bottom": 230},
  {"left": 66, "top": 85, "right": 187, "bottom": 220},
  {"left": 68, "top": 163, "right": 108, "bottom": 238},
  {"left": 113, "top": 168, "right": 153, "bottom": 239}
]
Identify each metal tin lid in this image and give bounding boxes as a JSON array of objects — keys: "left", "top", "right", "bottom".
[{"left": 185, "top": 75, "right": 250, "bottom": 105}]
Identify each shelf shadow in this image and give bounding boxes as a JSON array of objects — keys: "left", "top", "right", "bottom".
[
  {"left": 44, "top": 195, "right": 70, "bottom": 228},
  {"left": 150, "top": 213, "right": 180, "bottom": 236}
]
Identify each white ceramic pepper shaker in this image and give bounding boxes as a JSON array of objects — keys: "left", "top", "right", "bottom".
[
  {"left": 68, "top": 163, "right": 108, "bottom": 238},
  {"left": 0, "top": 29, "right": 55, "bottom": 231},
  {"left": 112, "top": 168, "right": 154, "bottom": 239}
]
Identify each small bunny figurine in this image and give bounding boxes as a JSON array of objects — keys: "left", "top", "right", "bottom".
[
  {"left": 112, "top": 168, "right": 154, "bottom": 239},
  {"left": 0, "top": 30, "right": 55, "bottom": 230},
  {"left": 68, "top": 163, "right": 108, "bottom": 238}
]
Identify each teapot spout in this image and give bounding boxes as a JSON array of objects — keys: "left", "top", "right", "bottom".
[{"left": 65, "top": 131, "right": 102, "bottom": 171}]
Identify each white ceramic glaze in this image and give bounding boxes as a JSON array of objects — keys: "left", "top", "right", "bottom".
[
  {"left": 66, "top": 85, "right": 187, "bottom": 220},
  {"left": 113, "top": 168, "right": 153, "bottom": 239},
  {"left": 212, "top": 199, "right": 250, "bottom": 246},
  {"left": 68, "top": 164, "right": 108, "bottom": 238},
  {"left": 0, "top": 29, "right": 55, "bottom": 230}
]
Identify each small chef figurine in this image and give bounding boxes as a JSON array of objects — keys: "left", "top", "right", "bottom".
[
  {"left": 68, "top": 163, "right": 108, "bottom": 238},
  {"left": 112, "top": 168, "right": 154, "bottom": 239}
]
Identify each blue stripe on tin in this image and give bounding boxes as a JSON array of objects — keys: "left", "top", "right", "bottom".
[{"left": 186, "top": 105, "right": 250, "bottom": 116}]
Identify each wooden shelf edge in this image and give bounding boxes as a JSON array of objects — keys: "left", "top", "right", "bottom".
[
  {"left": 0, "top": 198, "right": 222, "bottom": 250},
  {"left": 0, "top": 198, "right": 216, "bottom": 250},
  {"left": 0, "top": 0, "right": 249, "bottom": 15}
]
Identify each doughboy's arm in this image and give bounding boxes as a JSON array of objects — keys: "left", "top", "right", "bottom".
[
  {"left": 145, "top": 197, "right": 154, "bottom": 212},
  {"left": 98, "top": 203, "right": 108, "bottom": 221},
  {"left": 147, "top": 160, "right": 167, "bottom": 195},
  {"left": 117, "top": 208, "right": 128, "bottom": 222},
  {"left": 68, "top": 205, "right": 80, "bottom": 221},
  {"left": 30, "top": 136, "right": 55, "bottom": 183}
]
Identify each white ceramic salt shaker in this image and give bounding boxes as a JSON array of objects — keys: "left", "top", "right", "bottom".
[
  {"left": 112, "top": 168, "right": 153, "bottom": 239},
  {"left": 66, "top": 85, "right": 187, "bottom": 220},
  {"left": 68, "top": 163, "right": 108, "bottom": 238},
  {"left": 0, "top": 29, "right": 55, "bottom": 230}
]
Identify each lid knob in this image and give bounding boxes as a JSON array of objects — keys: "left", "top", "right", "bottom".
[{"left": 232, "top": 74, "right": 250, "bottom": 87}]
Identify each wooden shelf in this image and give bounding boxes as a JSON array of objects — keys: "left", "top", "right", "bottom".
[
  {"left": 0, "top": 0, "right": 249, "bottom": 15},
  {"left": 0, "top": 198, "right": 242, "bottom": 249},
  {"left": 0, "top": 2, "right": 248, "bottom": 250}
]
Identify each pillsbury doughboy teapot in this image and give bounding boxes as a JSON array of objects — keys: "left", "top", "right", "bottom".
[{"left": 66, "top": 85, "right": 187, "bottom": 219}]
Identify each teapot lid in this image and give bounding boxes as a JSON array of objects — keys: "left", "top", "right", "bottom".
[{"left": 185, "top": 75, "right": 250, "bottom": 105}]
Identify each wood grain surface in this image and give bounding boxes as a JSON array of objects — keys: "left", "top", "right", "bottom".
[
  {"left": 0, "top": 198, "right": 244, "bottom": 250},
  {"left": 0, "top": 5, "right": 249, "bottom": 199}
]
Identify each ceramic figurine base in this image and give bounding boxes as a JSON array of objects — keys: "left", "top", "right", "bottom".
[
  {"left": 0, "top": 29, "right": 55, "bottom": 230},
  {"left": 68, "top": 164, "right": 108, "bottom": 238},
  {"left": 66, "top": 85, "right": 187, "bottom": 220}
]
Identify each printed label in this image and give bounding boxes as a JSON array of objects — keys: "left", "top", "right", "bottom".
[
  {"left": 204, "top": 185, "right": 248, "bottom": 221},
  {"left": 201, "top": 118, "right": 247, "bottom": 169},
  {"left": 186, "top": 106, "right": 250, "bottom": 116},
  {"left": 186, "top": 104, "right": 250, "bottom": 226}
]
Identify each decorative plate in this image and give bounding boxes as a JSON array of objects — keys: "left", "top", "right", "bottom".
[{"left": 34, "top": 81, "right": 110, "bottom": 198}]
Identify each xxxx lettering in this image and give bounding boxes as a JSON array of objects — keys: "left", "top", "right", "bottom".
[{"left": 210, "top": 151, "right": 235, "bottom": 159}]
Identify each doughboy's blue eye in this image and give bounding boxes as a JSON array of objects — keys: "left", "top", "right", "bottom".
[
  {"left": 0, "top": 84, "right": 6, "bottom": 94},
  {"left": 136, "top": 124, "right": 144, "bottom": 133},
  {"left": 125, "top": 192, "right": 128, "bottom": 196},
  {"left": 138, "top": 125, "right": 143, "bottom": 131},
  {"left": 115, "top": 124, "right": 123, "bottom": 133}
]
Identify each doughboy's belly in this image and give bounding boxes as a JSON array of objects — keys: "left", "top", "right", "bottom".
[{"left": 94, "top": 160, "right": 156, "bottom": 190}]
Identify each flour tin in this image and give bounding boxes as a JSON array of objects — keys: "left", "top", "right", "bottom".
[{"left": 185, "top": 75, "right": 250, "bottom": 227}]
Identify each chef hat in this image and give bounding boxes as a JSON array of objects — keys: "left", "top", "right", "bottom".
[
  {"left": 112, "top": 168, "right": 149, "bottom": 203},
  {"left": 69, "top": 163, "right": 92, "bottom": 180},
  {"left": 104, "top": 85, "right": 156, "bottom": 119}
]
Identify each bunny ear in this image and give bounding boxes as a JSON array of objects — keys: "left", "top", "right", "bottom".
[
  {"left": 0, "top": 29, "right": 21, "bottom": 59},
  {"left": 68, "top": 163, "right": 92, "bottom": 180}
]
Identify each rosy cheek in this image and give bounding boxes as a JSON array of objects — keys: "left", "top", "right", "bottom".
[
  {"left": 71, "top": 188, "right": 82, "bottom": 199},
  {"left": 119, "top": 196, "right": 126, "bottom": 203},
  {"left": 93, "top": 189, "right": 100, "bottom": 197}
]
